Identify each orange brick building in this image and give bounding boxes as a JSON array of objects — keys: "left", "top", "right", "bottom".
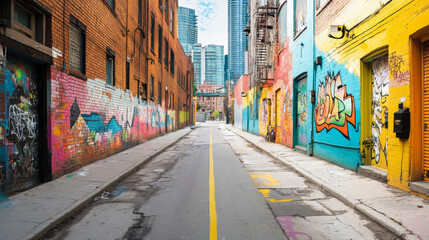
[{"left": 0, "top": 0, "right": 193, "bottom": 199}]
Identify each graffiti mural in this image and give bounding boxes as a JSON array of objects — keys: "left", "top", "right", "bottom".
[
  {"left": 371, "top": 56, "right": 389, "bottom": 167},
  {"left": 314, "top": 72, "right": 356, "bottom": 139},
  {"left": 296, "top": 78, "right": 308, "bottom": 147},
  {"left": 283, "top": 86, "right": 293, "bottom": 132},
  {"left": 49, "top": 68, "right": 184, "bottom": 178},
  {"left": 262, "top": 99, "right": 268, "bottom": 126},
  {"left": 0, "top": 55, "right": 40, "bottom": 196}
]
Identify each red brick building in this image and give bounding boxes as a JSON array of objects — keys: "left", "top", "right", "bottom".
[
  {"left": 196, "top": 83, "right": 225, "bottom": 119},
  {"left": 0, "top": 0, "right": 193, "bottom": 199}
]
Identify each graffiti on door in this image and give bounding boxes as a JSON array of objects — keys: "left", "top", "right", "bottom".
[
  {"left": 371, "top": 56, "right": 389, "bottom": 166},
  {"left": 0, "top": 57, "right": 40, "bottom": 195},
  {"left": 314, "top": 72, "right": 356, "bottom": 139}
]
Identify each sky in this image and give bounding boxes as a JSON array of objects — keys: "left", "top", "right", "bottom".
[{"left": 179, "top": 0, "right": 228, "bottom": 53}]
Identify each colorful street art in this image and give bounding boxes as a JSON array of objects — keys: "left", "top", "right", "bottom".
[
  {"left": 371, "top": 56, "right": 389, "bottom": 167},
  {"left": 314, "top": 72, "right": 356, "bottom": 139},
  {"left": 296, "top": 78, "right": 308, "bottom": 147},
  {"left": 0, "top": 55, "right": 40, "bottom": 198},
  {"left": 50, "top": 68, "right": 181, "bottom": 178},
  {"left": 262, "top": 99, "right": 268, "bottom": 126}
]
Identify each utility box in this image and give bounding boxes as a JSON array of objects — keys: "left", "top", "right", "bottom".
[{"left": 393, "top": 107, "right": 410, "bottom": 139}]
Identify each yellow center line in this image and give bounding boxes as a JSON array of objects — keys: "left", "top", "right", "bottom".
[{"left": 209, "top": 127, "right": 217, "bottom": 240}]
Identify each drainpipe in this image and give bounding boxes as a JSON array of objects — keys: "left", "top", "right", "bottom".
[{"left": 310, "top": 3, "right": 316, "bottom": 156}]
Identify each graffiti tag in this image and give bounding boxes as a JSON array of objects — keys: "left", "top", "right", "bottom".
[
  {"left": 388, "top": 52, "right": 404, "bottom": 78},
  {"left": 0, "top": 44, "right": 6, "bottom": 68},
  {"left": 371, "top": 56, "right": 389, "bottom": 165},
  {"left": 8, "top": 104, "right": 37, "bottom": 141},
  {"left": 315, "top": 72, "right": 356, "bottom": 138}
]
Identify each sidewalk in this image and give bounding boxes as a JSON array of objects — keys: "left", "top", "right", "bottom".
[
  {"left": 0, "top": 128, "right": 191, "bottom": 240},
  {"left": 225, "top": 125, "right": 429, "bottom": 240}
]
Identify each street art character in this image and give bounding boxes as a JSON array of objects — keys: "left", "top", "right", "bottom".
[{"left": 314, "top": 72, "right": 356, "bottom": 138}]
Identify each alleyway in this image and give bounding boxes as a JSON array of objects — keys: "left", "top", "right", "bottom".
[{"left": 40, "top": 122, "right": 395, "bottom": 240}]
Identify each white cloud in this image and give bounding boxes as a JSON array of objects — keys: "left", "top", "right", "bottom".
[{"left": 179, "top": 0, "right": 228, "bottom": 53}]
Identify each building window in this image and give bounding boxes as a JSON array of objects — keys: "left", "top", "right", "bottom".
[
  {"left": 169, "top": 7, "right": 173, "bottom": 33},
  {"left": 138, "top": 0, "right": 142, "bottom": 26},
  {"left": 141, "top": 82, "right": 147, "bottom": 100},
  {"left": 164, "top": 38, "right": 169, "bottom": 68},
  {"left": 126, "top": 60, "right": 130, "bottom": 90},
  {"left": 158, "top": 25, "right": 162, "bottom": 61},
  {"left": 106, "top": 0, "right": 115, "bottom": 10},
  {"left": 69, "top": 15, "right": 85, "bottom": 74},
  {"left": 294, "top": 0, "right": 307, "bottom": 36},
  {"left": 12, "top": 2, "right": 46, "bottom": 44},
  {"left": 151, "top": 14, "right": 155, "bottom": 52},
  {"left": 158, "top": 81, "right": 162, "bottom": 105},
  {"left": 316, "top": 0, "right": 331, "bottom": 13},
  {"left": 170, "top": 50, "right": 174, "bottom": 75},
  {"left": 165, "top": 0, "right": 168, "bottom": 22},
  {"left": 150, "top": 75, "right": 154, "bottom": 99},
  {"left": 106, "top": 47, "right": 115, "bottom": 86}
]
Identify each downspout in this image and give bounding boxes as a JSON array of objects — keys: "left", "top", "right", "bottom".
[
  {"left": 310, "top": 1, "right": 316, "bottom": 156},
  {"left": 62, "top": 0, "right": 66, "bottom": 70}
]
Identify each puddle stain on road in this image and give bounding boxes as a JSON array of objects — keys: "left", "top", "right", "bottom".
[{"left": 258, "top": 189, "right": 294, "bottom": 203}]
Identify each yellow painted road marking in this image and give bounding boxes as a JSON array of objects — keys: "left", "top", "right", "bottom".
[
  {"left": 249, "top": 173, "right": 280, "bottom": 186},
  {"left": 258, "top": 189, "right": 294, "bottom": 203},
  {"left": 209, "top": 127, "right": 217, "bottom": 240}
]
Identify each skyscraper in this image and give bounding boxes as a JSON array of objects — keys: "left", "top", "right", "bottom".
[
  {"left": 178, "top": 6, "right": 198, "bottom": 56},
  {"left": 192, "top": 44, "right": 225, "bottom": 86},
  {"left": 228, "top": 0, "right": 249, "bottom": 83}
]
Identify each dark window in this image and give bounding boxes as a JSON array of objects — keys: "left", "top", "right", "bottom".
[
  {"left": 126, "top": 60, "right": 130, "bottom": 90},
  {"left": 12, "top": 2, "right": 46, "bottom": 44},
  {"left": 165, "top": 0, "right": 168, "bottom": 22},
  {"left": 150, "top": 14, "right": 155, "bottom": 52},
  {"left": 158, "top": 25, "right": 162, "bottom": 61},
  {"left": 106, "top": 47, "right": 115, "bottom": 86},
  {"left": 69, "top": 16, "right": 86, "bottom": 74},
  {"left": 141, "top": 82, "right": 147, "bottom": 100},
  {"left": 138, "top": 0, "right": 142, "bottom": 26},
  {"left": 158, "top": 81, "right": 162, "bottom": 105},
  {"left": 106, "top": 0, "right": 115, "bottom": 10},
  {"left": 150, "top": 75, "right": 154, "bottom": 99},
  {"left": 14, "top": 4, "right": 31, "bottom": 28},
  {"left": 164, "top": 38, "right": 169, "bottom": 67}
]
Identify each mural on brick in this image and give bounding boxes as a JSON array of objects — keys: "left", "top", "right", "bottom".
[
  {"left": 50, "top": 68, "right": 178, "bottom": 178},
  {"left": 314, "top": 72, "right": 356, "bottom": 139},
  {"left": 371, "top": 55, "right": 389, "bottom": 167},
  {"left": 0, "top": 55, "right": 40, "bottom": 198}
]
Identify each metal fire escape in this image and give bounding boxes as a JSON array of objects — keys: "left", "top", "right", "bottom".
[{"left": 255, "top": 3, "right": 277, "bottom": 86}]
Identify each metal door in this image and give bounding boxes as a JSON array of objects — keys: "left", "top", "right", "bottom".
[
  {"left": 1, "top": 54, "right": 41, "bottom": 195},
  {"left": 295, "top": 77, "right": 308, "bottom": 147},
  {"left": 423, "top": 41, "right": 429, "bottom": 179},
  {"left": 370, "top": 55, "right": 389, "bottom": 169}
]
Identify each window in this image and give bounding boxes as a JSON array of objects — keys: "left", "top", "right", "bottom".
[
  {"left": 170, "top": 50, "right": 174, "bottom": 75},
  {"left": 316, "top": 0, "right": 330, "bottom": 12},
  {"left": 141, "top": 82, "right": 147, "bottom": 100},
  {"left": 106, "top": 0, "right": 114, "bottom": 10},
  {"left": 126, "top": 60, "right": 130, "bottom": 90},
  {"left": 294, "top": 0, "right": 307, "bottom": 36},
  {"left": 106, "top": 47, "right": 115, "bottom": 86},
  {"left": 158, "top": 25, "right": 162, "bottom": 61},
  {"left": 150, "top": 14, "right": 155, "bottom": 52},
  {"left": 12, "top": 2, "right": 46, "bottom": 44},
  {"left": 69, "top": 16, "right": 86, "bottom": 74},
  {"left": 158, "top": 81, "right": 162, "bottom": 105},
  {"left": 138, "top": 0, "right": 142, "bottom": 26},
  {"left": 164, "top": 39, "right": 169, "bottom": 67},
  {"left": 165, "top": 0, "right": 168, "bottom": 22},
  {"left": 150, "top": 75, "right": 154, "bottom": 99},
  {"left": 169, "top": 7, "right": 173, "bottom": 33}
]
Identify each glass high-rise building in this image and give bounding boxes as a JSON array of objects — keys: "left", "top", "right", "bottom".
[
  {"left": 192, "top": 44, "right": 225, "bottom": 86},
  {"left": 228, "top": 0, "right": 249, "bottom": 82},
  {"left": 178, "top": 6, "right": 198, "bottom": 56}
]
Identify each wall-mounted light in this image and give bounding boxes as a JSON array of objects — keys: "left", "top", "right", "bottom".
[
  {"left": 315, "top": 56, "right": 322, "bottom": 66},
  {"left": 241, "top": 92, "right": 247, "bottom": 97}
]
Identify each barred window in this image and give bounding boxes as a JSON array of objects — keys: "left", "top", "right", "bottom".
[{"left": 69, "top": 16, "right": 85, "bottom": 74}]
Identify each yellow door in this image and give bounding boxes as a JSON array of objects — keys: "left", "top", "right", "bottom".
[
  {"left": 423, "top": 41, "right": 429, "bottom": 180},
  {"left": 276, "top": 89, "right": 281, "bottom": 142}
]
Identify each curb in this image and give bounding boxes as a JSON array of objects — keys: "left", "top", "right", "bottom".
[
  {"left": 225, "top": 125, "right": 420, "bottom": 240},
  {"left": 25, "top": 129, "right": 192, "bottom": 240}
]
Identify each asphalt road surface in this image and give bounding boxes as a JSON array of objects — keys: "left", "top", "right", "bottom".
[{"left": 43, "top": 121, "right": 396, "bottom": 240}]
